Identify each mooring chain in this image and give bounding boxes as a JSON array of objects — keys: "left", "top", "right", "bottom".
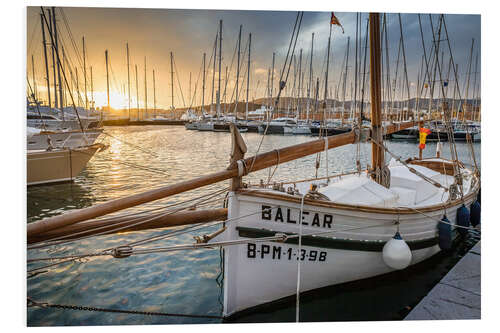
[{"left": 27, "top": 297, "right": 223, "bottom": 320}]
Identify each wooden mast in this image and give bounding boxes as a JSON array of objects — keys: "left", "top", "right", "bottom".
[{"left": 369, "top": 13, "right": 387, "bottom": 186}]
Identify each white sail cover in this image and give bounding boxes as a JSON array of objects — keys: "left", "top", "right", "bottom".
[{"left": 319, "top": 175, "right": 399, "bottom": 207}]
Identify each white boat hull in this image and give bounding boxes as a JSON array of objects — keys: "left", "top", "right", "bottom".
[
  {"left": 27, "top": 144, "right": 103, "bottom": 186},
  {"left": 217, "top": 177, "right": 476, "bottom": 317},
  {"left": 27, "top": 129, "right": 103, "bottom": 150}
]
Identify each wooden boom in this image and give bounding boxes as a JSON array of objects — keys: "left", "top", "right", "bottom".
[
  {"left": 28, "top": 208, "right": 228, "bottom": 244},
  {"left": 27, "top": 122, "right": 416, "bottom": 238}
]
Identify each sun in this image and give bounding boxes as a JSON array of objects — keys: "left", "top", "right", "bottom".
[{"left": 93, "top": 90, "right": 131, "bottom": 110}]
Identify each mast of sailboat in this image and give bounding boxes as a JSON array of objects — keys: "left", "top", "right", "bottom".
[
  {"left": 398, "top": 14, "right": 411, "bottom": 121},
  {"left": 170, "top": 52, "right": 174, "bottom": 110},
  {"left": 341, "top": 37, "right": 350, "bottom": 126},
  {"left": 223, "top": 66, "right": 228, "bottom": 114},
  {"left": 135, "top": 64, "right": 139, "bottom": 119},
  {"left": 369, "top": 13, "right": 387, "bottom": 186},
  {"left": 464, "top": 38, "right": 474, "bottom": 122},
  {"left": 270, "top": 52, "right": 275, "bottom": 111},
  {"left": 47, "top": 9, "right": 57, "bottom": 109},
  {"left": 202, "top": 52, "right": 206, "bottom": 114},
  {"left": 323, "top": 24, "right": 332, "bottom": 127},
  {"left": 52, "top": 7, "right": 64, "bottom": 117},
  {"left": 266, "top": 68, "right": 270, "bottom": 110},
  {"left": 31, "top": 55, "right": 37, "bottom": 102},
  {"left": 471, "top": 52, "right": 479, "bottom": 121},
  {"left": 235, "top": 25, "right": 242, "bottom": 112},
  {"left": 306, "top": 33, "right": 314, "bottom": 123},
  {"left": 153, "top": 69, "right": 156, "bottom": 119},
  {"left": 90, "top": 66, "right": 94, "bottom": 109},
  {"left": 298, "top": 48, "right": 302, "bottom": 120},
  {"left": 217, "top": 19, "right": 222, "bottom": 118},
  {"left": 83, "top": 36, "right": 88, "bottom": 110},
  {"left": 40, "top": 12, "right": 51, "bottom": 108},
  {"left": 126, "top": 43, "right": 131, "bottom": 119},
  {"left": 144, "top": 57, "right": 147, "bottom": 120},
  {"left": 354, "top": 13, "right": 359, "bottom": 126},
  {"left": 189, "top": 72, "right": 191, "bottom": 107},
  {"left": 246, "top": 33, "right": 251, "bottom": 120},
  {"left": 75, "top": 66, "right": 80, "bottom": 107},
  {"left": 211, "top": 35, "right": 217, "bottom": 113},
  {"left": 105, "top": 50, "right": 110, "bottom": 118}
]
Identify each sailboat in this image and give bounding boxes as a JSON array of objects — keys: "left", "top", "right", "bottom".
[
  {"left": 27, "top": 12, "right": 479, "bottom": 320},
  {"left": 209, "top": 12, "right": 480, "bottom": 317}
]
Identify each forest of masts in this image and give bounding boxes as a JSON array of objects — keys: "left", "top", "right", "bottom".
[{"left": 28, "top": 8, "right": 481, "bottom": 123}]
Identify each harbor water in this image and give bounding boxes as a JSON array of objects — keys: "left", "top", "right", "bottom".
[{"left": 27, "top": 126, "right": 481, "bottom": 325}]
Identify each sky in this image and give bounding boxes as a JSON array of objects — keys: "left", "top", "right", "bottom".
[{"left": 26, "top": 6, "right": 481, "bottom": 110}]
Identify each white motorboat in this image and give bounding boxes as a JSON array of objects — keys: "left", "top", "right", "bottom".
[{"left": 27, "top": 127, "right": 103, "bottom": 150}]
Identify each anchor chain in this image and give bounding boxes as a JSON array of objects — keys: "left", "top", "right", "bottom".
[{"left": 27, "top": 297, "right": 223, "bottom": 320}]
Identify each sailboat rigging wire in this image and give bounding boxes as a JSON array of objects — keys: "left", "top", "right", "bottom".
[
  {"left": 29, "top": 194, "right": 226, "bottom": 250},
  {"left": 441, "top": 16, "right": 479, "bottom": 174},
  {"left": 186, "top": 56, "right": 204, "bottom": 110},
  {"left": 40, "top": 8, "right": 86, "bottom": 133},
  {"left": 28, "top": 205, "right": 278, "bottom": 269},
  {"left": 248, "top": 11, "right": 303, "bottom": 174},
  {"left": 295, "top": 193, "right": 306, "bottom": 322},
  {"left": 26, "top": 79, "right": 47, "bottom": 131},
  {"left": 172, "top": 57, "right": 186, "bottom": 108}
]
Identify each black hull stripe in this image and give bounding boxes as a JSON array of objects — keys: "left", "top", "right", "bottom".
[{"left": 236, "top": 227, "right": 439, "bottom": 252}]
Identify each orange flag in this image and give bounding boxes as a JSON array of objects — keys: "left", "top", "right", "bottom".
[
  {"left": 419, "top": 128, "right": 432, "bottom": 149},
  {"left": 330, "top": 12, "right": 345, "bottom": 33}
]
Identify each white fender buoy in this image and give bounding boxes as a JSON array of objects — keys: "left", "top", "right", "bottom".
[{"left": 382, "top": 232, "right": 412, "bottom": 270}]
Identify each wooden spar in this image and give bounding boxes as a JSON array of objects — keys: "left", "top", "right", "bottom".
[
  {"left": 27, "top": 120, "right": 417, "bottom": 238},
  {"left": 28, "top": 208, "right": 228, "bottom": 244},
  {"left": 369, "top": 13, "right": 386, "bottom": 186}
]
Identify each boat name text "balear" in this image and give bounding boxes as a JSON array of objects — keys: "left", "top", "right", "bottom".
[{"left": 261, "top": 205, "right": 333, "bottom": 229}]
